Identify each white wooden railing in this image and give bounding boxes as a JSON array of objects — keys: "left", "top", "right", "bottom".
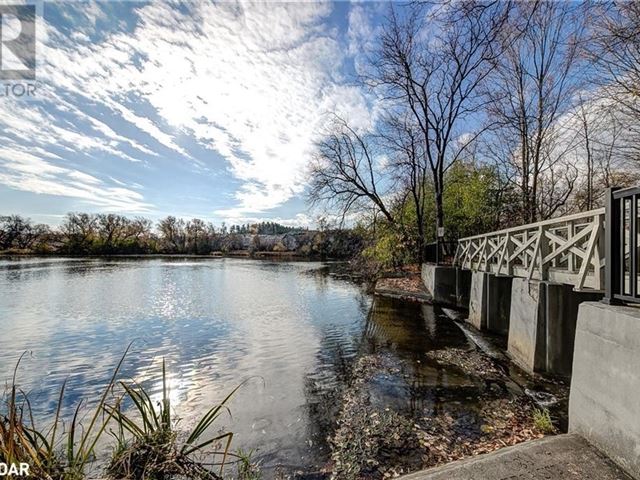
[{"left": 454, "top": 208, "right": 605, "bottom": 291}]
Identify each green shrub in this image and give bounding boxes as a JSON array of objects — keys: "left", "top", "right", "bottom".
[{"left": 532, "top": 408, "right": 555, "bottom": 434}]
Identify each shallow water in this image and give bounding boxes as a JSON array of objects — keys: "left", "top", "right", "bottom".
[
  {"left": 0, "top": 257, "right": 562, "bottom": 477},
  {"left": 0, "top": 258, "right": 369, "bottom": 466}
]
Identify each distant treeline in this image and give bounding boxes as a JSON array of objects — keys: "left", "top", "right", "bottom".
[{"left": 0, "top": 214, "right": 362, "bottom": 258}]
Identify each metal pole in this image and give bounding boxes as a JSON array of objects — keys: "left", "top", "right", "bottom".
[
  {"left": 602, "top": 187, "right": 621, "bottom": 305},
  {"left": 436, "top": 226, "right": 444, "bottom": 265}
]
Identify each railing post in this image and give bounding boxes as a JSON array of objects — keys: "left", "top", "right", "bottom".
[
  {"left": 568, "top": 221, "right": 575, "bottom": 273},
  {"left": 506, "top": 232, "right": 513, "bottom": 276},
  {"left": 594, "top": 212, "right": 605, "bottom": 290},
  {"left": 602, "top": 187, "right": 622, "bottom": 305},
  {"left": 539, "top": 225, "right": 549, "bottom": 281}
]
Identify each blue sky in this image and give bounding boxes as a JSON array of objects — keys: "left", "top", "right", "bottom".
[{"left": 0, "top": 1, "right": 385, "bottom": 227}]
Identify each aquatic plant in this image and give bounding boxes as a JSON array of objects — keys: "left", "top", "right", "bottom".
[
  {"left": 0, "top": 349, "right": 130, "bottom": 479},
  {"left": 532, "top": 408, "right": 555, "bottom": 434},
  {"left": 2, "top": 351, "right": 256, "bottom": 480},
  {"left": 105, "top": 359, "right": 244, "bottom": 480},
  {"left": 235, "top": 449, "right": 261, "bottom": 480}
]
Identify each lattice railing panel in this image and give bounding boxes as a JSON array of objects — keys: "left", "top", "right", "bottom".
[{"left": 454, "top": 209, "right": 605, "bottom": 291}]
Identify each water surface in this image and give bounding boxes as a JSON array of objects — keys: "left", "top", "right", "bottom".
[
  {"left": 0, "top": 258, "right": 372, "bottom": 468},
  {"left": 0, "top": 257, "right": 520, "bottom": 476}
]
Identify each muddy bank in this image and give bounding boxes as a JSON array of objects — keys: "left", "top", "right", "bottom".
[
  {"left": 374, "top": 275, "right": 431, "bottom": 303},
  {"left": 326, "top": 303, "right": 559, "bottom": 480},
  {"left": 259, "top": 296, "right": 567, "bottom": 480}
]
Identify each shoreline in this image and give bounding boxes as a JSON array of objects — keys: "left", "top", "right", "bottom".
[{"left": 0, "top": 251, "right": 350, "bottom": 261}]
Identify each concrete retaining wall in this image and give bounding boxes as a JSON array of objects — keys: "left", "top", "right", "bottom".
[
  {"left": 507, "top": 279, "right": 602, "bottom": 377},
  {"left": 569, "top": 302, "right": 640, "bottom": 479},
  {"left": 468, "top": 272, "right": 488, "bottom": 330},
  {"left": 421, "top": 264, "right": 471, "bottom": 309}
]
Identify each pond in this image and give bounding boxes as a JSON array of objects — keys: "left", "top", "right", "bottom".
[{"left": 0, "top": 257, "right": 561, "bottom": 478}]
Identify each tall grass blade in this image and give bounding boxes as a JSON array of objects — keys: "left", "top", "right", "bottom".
[{"left": 74, "top": 342, "right": 133, "bottom": 467}]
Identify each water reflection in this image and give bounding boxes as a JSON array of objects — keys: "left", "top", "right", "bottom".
[
  {"left": 0, "top": 258, "right": 518, "bottom": 477},
  {"left": 0, "top": 258, "right": 371, "bottom": 472},
  {"left": 358, "top": 298, "right": 481, "bottom": 416}
]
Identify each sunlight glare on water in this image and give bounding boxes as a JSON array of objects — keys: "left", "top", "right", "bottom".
[
  {"left": 0, "top": 257, "right": 371, "bottom": 469},
  {"left": 0, "top": 256, "right": 490, "bottom": 475}
]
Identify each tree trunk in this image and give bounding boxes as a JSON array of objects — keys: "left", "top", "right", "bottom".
[
  {"left": 435, "top": 188, "right": 445, "bottom": 264},
  {"left": 417, "top": 233, "right": 426, "bottom": 263}
]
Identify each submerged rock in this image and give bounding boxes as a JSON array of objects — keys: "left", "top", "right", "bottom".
[
  {"left": 327, "top": 347, "right": 552, "bottom": 479},
  {"left": 524, "top": 389, "right": 559, "bottom": 407}
]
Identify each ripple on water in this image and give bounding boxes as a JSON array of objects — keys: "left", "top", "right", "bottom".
[{"left": 0, "top": 258, "right": 494, "bottom": 476}]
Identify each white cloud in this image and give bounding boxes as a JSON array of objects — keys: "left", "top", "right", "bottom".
[
  {"left": 0, "top": 147, "right": 151, "bottom": 212},
  {"left": 123, "top": 1, "right": 375, "bottom": 215},
  {"left": 0, "top": 1, "right": 379, "bottom": 218},
  {"left": 347, "top": 3, "right": 381, "bottom": 76}
]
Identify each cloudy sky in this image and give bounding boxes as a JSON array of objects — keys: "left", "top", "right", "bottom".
[{"left": 0, "top": 1, "right": 384, "bottom": 226}]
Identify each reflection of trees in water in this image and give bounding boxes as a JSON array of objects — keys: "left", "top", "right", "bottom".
[
  {"left": 360, "top": 298, "right": 441, "bottom": 417},
  {"left": 360, "top": 298, "right": 479, "bottom": 417},
  {"left": 298, "top": 267, "right": 372, "bottom": 465},
  {"left": 363, "top": 298, "right": 470, "bottom": 355},
  {"left": 302, "top": 297, "right": 432, "bottom": 456},
  {"left": 300, "top": 294, "right": 373, "bottom": 467},
  {"left": 301, "top": 295, "right": 484, "bottom": 470},
  {"left": 1, "top": 259, "right": 119, "bottom": 282},
  {"left": 300, "top": 263, "right": 372, "bottom": 300},
  {"left": 302, "top": 329, "right": 359, "bottom": 462}
]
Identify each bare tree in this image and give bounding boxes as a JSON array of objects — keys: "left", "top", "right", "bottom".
[
  {"left": 158, "top": 216, "right": 186, "bottom": 253},
  {"left": 485, "top": 1, "right": 589, "bottom": 222},
  {"left": 61, "top": 212, "right": 98, "bottom": 252},
  {"left": 308, "top": 116, "right": 394, "bottom": 225},
  {"left": 569, "top": 99, "right": 640, "bottom": 210},
  {"left": 0, "top": 215, "right": 29, "bottom": 249},
  {"left": 308, "top": 2, "right": 510, "bottom": 260},
  {"left": 379, "top": 113, "right": 429, "bottom": 259},
  {"left": 367, "top": 1, "right": 510, "bottom": 247},
  {"left": 574, "top": 94, "right": 596, "bottom": 210},
  {"left": 0, "top": 215, "right": 49, "bottom": 250},
  {"left": 96, "top": 214, "right": 133, "bottom": 251},
  {"left": 186, "top": 218, "right": 209, "bottom": 254},
  {"left": 129, "top": 217, "right": 154, "bottom": 243},
  {"left": 594, "top": 2, "right": 640, "bottom": 116},
  {"left": 591, "top": 2, "right": 640, "bottom": 163}
]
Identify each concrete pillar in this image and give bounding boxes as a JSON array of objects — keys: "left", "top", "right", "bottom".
[
  {"left": 507, "top": 278, "right": 547, "bottom": 372},
  {"left": 485, "top": 274, "right": 512, "bottom": 335},
  {"left": 468, "top": 271, "right": 488, "bottom": 330},
  {"left": 455, "top": 268, "right": 471, "bottom": 310},
  {"left": 569, "top": 302, "right": 640, "bottom": 479},
  {"left": 468, "top": 272, "right": 512, "bottom": 334},
  {"left": 507, "top": 278, "right": 603, "bottom": 377},
  {"left": 421, "top": 264, "right": 471, "bottom": 309},
  {"left": 421, "top": 264, "right": 457, "bottom": 307},
  {"left": 421, "top": 263, "right": 438, "bottom": 301},
  {"left": 545, "top": 284, "right": 602, "bottom": 376}
]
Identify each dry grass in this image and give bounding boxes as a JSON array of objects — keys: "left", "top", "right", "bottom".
[
  {"left": 0, "top": 348, "right": 130, "bottom": 479},
  {"left": 1, "top": 352, "right": 257, "bottom": 480},
  {"left": 105, "top": 359, "right": 246, "bottom": 480}
]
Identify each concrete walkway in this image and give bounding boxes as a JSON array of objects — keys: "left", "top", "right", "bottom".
[{"left": 400, "top": 434, "right": 633, "bottom": 480}]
